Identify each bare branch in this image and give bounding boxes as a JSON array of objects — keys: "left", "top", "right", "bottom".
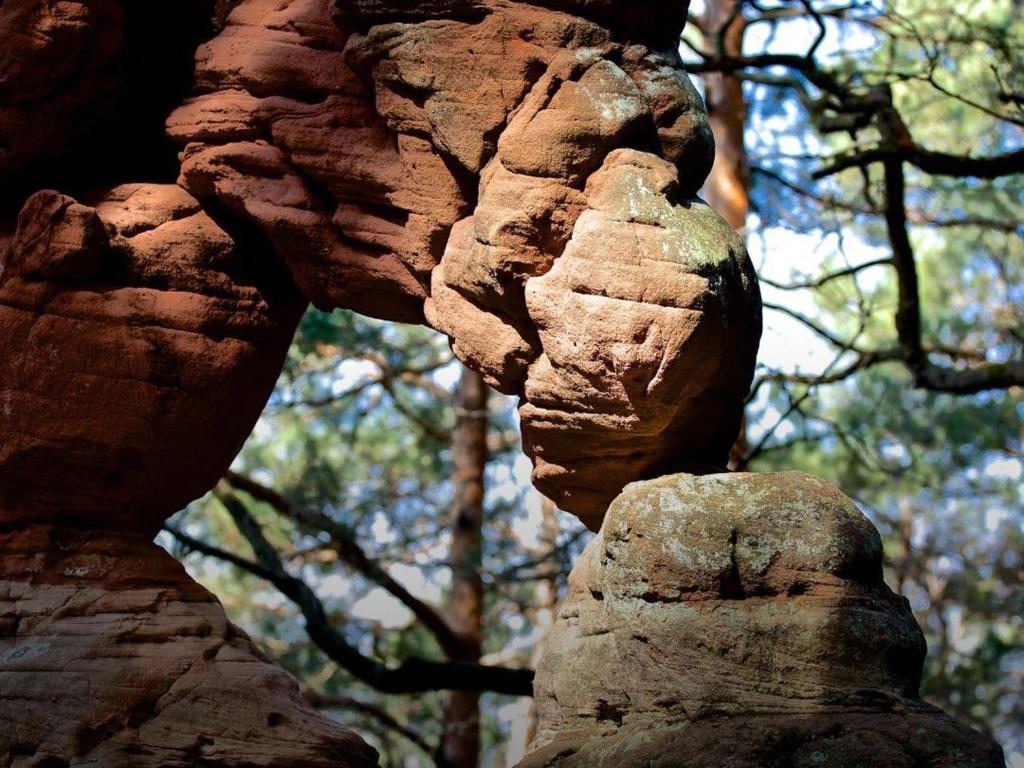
[
  {"left": 815, "top": 143, "right": 1024, "bottom": 180},
  {"left": 879, "top": 158, "right": 1024, "bottom": 394},
  {"left": 182, "top": 492, "right": 534, "bottom": 697},
  {"left": 759, "top": 258, "right": 892, "bottom": 290},
  {"left": 224, "top": 471, "right": 472, "bottom": 659},
  {"left": 305, "top": 690, "right": 436, "bottom": 757}
]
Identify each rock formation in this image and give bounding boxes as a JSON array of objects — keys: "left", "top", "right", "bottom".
[
  {"left": 168, "top": 0, "right": 762, "bottom": 526},
  {"left": 518, "top": 472, "right": 1005, "bottom": 767},
  {"left": 0, "top": 0, "right": 219, "bottom": 214},
  {"left": 0, "top": 0, "right": 1005, "bottom": 766},
  {"left": 0, "top": 186, "right": 303, "bottom": 531},
  {"left": 1, "top": 526, "right": 376, "bottom": 767},
  {"left": 0, "top": 185, "right": 376, "bottom": 765}
]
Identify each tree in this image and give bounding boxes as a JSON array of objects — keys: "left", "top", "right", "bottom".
[
  {"left": 441, "top": 369, "right": 488, "bottom": 767},
  {"left": 683, "top": 0, "right": 1023, "bottom": 754},
  {"left": 165, "top": 309, "right": 585, "bottom": 766}
]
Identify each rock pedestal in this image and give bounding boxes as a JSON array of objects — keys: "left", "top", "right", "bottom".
[
  {"left": 0, "top": 527, "right": 376, "bottom": 767},
  {"left": 518, "top": 472, "right": 1005, "bottom": 767},
  {"left": 0, "top": 186, "right": 377, "bottom": 767}
]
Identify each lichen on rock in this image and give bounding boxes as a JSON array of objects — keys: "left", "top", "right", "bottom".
[{"left": 518, "top": 472, "right": 1005, "bottom": 767}]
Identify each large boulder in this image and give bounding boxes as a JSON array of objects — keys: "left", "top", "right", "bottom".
[
  {"left": 519, "top": 472, "right": 1006, "bottom": 767},
  {"left": 170, "top": 0, "right": 760, "bottom": 524}
]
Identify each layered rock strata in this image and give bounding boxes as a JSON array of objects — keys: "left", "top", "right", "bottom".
[
  {"left": 0, "top": 527, "right": 377, "bottom": 767},
  {"left": 0, "top": 0, "right": 760, "bottom": 762},
  {"left": 518, "top": 472, "right": 1005, "bottom": 767},
  {"left": 0, "top": 185, "right": 303, "bottom": 532}
]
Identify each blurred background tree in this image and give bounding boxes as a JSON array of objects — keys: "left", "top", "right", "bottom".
[
  {"left": 688, "top": 0, "right": 1024, "bottom": 757},
  {"left": 164, "top": 310, "right": 584, "bottom": 767},
  {"left": 162, "top": 0, "right": 1022, "bottom": 764}
]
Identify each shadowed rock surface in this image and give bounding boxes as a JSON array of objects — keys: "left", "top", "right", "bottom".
[
  {"left": 0, "top": 0, "right": 219, "bottom": 215},
  {"left": 0, "top": 185, "right": 376, "bottom": 766},
  {"left": 0, "top": 526, "right": 377, "bottom": 767},
  {"left": 518, "top": 472, "right": 1005, "bottom": 767}
]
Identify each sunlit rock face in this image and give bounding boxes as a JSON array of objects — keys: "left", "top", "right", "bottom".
[
  {"left": 0, "top": 1, "right": 759, "bottom": 762},
  {"left": 518, "top": 472, "right": 1006, "bottom": 768},
  {"left": 169, "top": 0, "right": 762, "bottom": 527},
  {"left": 516, "top": 152, "right": 759, "bottom": 526}
]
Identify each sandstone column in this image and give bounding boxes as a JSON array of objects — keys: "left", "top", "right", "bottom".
[
  {"left": 515, "top": 474, "right": 1005, "bottom": 767},
  {"left": 0, "top": 187, "right": 377, "bottom": 767}
]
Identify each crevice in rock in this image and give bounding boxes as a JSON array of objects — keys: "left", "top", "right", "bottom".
[
  {"left": 1, "top": 1, "right": 221, "bottom": 218},
  {"left": 719, "top": 527, "right": 747, "bottom": 600}
]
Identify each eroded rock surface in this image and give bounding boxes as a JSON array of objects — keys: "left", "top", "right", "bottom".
[
  {"left": 0, "top": 526, "right": 377, "bottom": 767},
  {"left": 519, "top": 472, "right": 1005, "bottom": 767},
  {"left": 0, "top": 186, "right": 375, "bottom": 766},
  {"left": 0, "top": 0, "right": 218, "bottom": 216},
  {"left": 0, "top": 1, "right": 760, "bottom": 762},
  {"left": 0, "top": 0, "right": 124, "bottom": 186},
  {"left": 0, "top": 185, "right": 303, "bottom": 533},
  {"left": 169, "top": 0, "right": 760, "bottom": 523}
]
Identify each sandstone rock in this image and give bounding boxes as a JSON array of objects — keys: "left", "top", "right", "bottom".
[
  {"left": 0, "top": 0, "right": 219, "bottom": 216},
  {"left": 0, "top": 185, "right": 304, "bottom": 534},
  {"left": 0, "top": 5, "right": 1007, "bottom": 768},
  {"left": 170, "top": 0, "right": 474, "bottom": 323},
  {"left": 1, "top": 0, "right": 746, "bottom": 531},
  {"left": 167, "top": 0, "right": 750, "bottom": 522},
  {"left": 0, "top": 0, "right": 124, "bottom": 187},
  {"left": 520, "top": 151, "right": 760, "bottom": 527},
  {"left": 0, "top": 185, "right": 376, "bottom": 766},
  {"left": 0, "top": 525, "right": 377, "bottom": 767},
  {"left": 519, "top": 471, "right": 1006, "bottom": 767},
  {"left": 524, "top": 1, "right": 690, "bottom": 47}
]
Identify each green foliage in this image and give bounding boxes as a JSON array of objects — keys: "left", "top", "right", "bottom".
[{"left": 166, "top": 309, "right": 585, "bottom": 767}]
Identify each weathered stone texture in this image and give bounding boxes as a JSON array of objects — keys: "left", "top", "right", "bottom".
[
  {"left": 0, "top": 184, "right": 376, "bottom": 766},
  {"left": 0, "top": 0, "right": 123, "bottom": 183},
  {"left": 0, "top": 0, "right": 219, "bottom": 215},
  {"left": 0, "top": 526, "right": 378, "bottom": 767},
  {"left": 519, "top": 472, "right": 1005, "bottom": 767},
  {"left": 170, "top": 0, "right": 760, "bottom": 523},
  {"left": 0, "top": 185, "right": 304, "bottom": 533}
]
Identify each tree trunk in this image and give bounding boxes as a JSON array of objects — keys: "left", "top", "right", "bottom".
[
  {"left": 441, "top": 367, "right": 489, "bottom": 768},
  {"left": 701, "top": 0, "right": 751, "bottom": 469},
  {"left": 701, "top": 0, "right": 750, "bottom": 233},
  {"left": 505, "top": 496, "right": 560, "bottom": 766}
]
